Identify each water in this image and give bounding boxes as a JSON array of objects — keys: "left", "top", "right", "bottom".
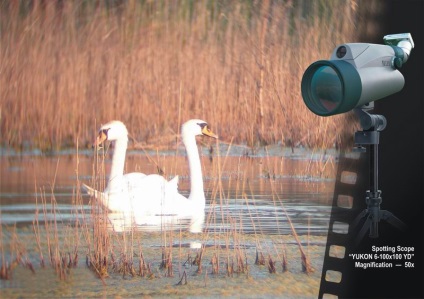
[{"left": 0, "top": 145, "right": 337, "bottom": 298}]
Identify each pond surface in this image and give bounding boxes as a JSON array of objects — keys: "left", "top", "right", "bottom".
[{"left": 0, "top": 145, "right": 337, "bottom": 298}]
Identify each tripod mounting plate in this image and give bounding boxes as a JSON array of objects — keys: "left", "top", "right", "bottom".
[{"left": 355, "top": 131, "right": 380, "bottom": 145}]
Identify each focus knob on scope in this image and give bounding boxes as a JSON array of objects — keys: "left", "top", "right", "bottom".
[{"left": 392, "top": 56, "right": 403, "bottom": 69}]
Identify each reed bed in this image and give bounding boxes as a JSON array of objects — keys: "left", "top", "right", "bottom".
[
  {"left": 0, "top": 2, "right": 385, "bottom": 291},
  {"left": 1, "top": 140, "right": 329, "bottom": 294},
  {"left": 0, "top": 0, "right": 383, "bottom": 152}
]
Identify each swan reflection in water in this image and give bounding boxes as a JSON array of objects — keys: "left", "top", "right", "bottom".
[{"left": 106, "top": 210, "right": 205, "bottom": 234}]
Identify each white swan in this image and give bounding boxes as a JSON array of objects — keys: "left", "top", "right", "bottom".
[
  {"left": 82, "top": 120, "right": 178, "bottom": 212},
  {"left": 161, "top": 119, "right": 218, "bottom": 228},
  {"left": 83, "top": 119, "right": 218, "bottom": 233}
]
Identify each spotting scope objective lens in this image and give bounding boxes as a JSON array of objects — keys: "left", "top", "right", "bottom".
[
  {"left": 310, "top": 66, "right": 343, "bottom": 114},
  {"left": 301, "top": 60, "right": 362, "bottom": 116}
]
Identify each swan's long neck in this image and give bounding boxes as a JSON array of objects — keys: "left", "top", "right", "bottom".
[
  {"left": 183, "top": 134, "right": 205, "bottom": 204},
  {"left": 108, "top": 137, "right": 128, "bottom": 190}
]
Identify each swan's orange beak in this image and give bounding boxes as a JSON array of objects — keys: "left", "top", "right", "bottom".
[
  {"left": 201, "top": 126, "right": 218, "bottom": 139},
  {"left": 93, "top": 130, "right": 107, "bottom": 149}
]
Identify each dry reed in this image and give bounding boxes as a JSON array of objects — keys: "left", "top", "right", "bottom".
[
  {"left": 1, "top": 139, "right": 329, "bottom": 292},
  {"left": 1, "top": 128, "right": 340, "bottom": 286},
  {"left": 0, "top": 0, "right": 383, "bottom": 152},
  {"left": 0, "top": 1, "right": 379, "bottom": 284}
]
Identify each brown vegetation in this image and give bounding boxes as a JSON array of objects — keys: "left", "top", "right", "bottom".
[
  {"left": 0, "top": 0, "right": 383, "bottom": 151},
  {"left": 0, "top": 147, "right": 330, "bottom": 286}
]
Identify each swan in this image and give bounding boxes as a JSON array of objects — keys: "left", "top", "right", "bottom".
[
  {"left": 161, "top": 119, "right": 217, "bottom": 221},
  {"left": 83, "top": 119, "right": 218, "bottom": 233},
  {"left": 167, "top": 119, "right": 218, "bottom": 232},
  {"left": 82, "top": 120, "right": 178, "bottom": 213}
]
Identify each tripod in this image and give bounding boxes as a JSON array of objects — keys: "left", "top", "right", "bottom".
[{"left": 351, "top": 106, "right": 407, "bottom": 246}]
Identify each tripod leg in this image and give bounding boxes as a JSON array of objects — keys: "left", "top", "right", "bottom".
[
  {"left": 380, "top": 210, "right": 407, "bottom": 232},
  {"left": 351, "top": 209, "right": 368, "bottom": 230},
  {"left": 354, "top": 213, "right": 372, "bottom": 247}
]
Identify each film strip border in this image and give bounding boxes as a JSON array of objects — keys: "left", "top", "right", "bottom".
[{"left": 318, "top": 151, "right": 367, "bottom": 298}]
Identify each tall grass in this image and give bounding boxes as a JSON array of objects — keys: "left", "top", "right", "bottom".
[
  {"left": 0, "top": 143, "right": 336, "bottom": 298},
  {"left": 0, "top": 0, "right": 384, "bottom": 151}
]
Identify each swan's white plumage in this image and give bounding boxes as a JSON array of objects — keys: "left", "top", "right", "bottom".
[{"left": 82, "top": 119, "right": 217, "bottom": 233}]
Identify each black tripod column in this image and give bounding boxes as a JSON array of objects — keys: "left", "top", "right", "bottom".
[
  {"left": 354, "top": 128, "right": 383, "bottom": 241},
  {"left": 367, "top": 141, "right": 382, "bottom": 238}
]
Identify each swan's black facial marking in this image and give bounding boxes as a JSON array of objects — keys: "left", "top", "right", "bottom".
[
  {"left": 197, "top": 122, "right": 208, "bottom": 129},
  {"left": 100, "top": 129, "right": 110, "bottom": 138}
]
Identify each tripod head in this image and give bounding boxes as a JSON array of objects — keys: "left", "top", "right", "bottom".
[
  {"left": 353, "top": 103, "right": 386, "bottom": 151},
  {"left": 354, "top": 102, "right": 387, "bottom": 132}
]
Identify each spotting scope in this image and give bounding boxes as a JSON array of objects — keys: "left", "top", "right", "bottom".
[{"left": 301, "top": 33, "right": 414, "bottom": 116}]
